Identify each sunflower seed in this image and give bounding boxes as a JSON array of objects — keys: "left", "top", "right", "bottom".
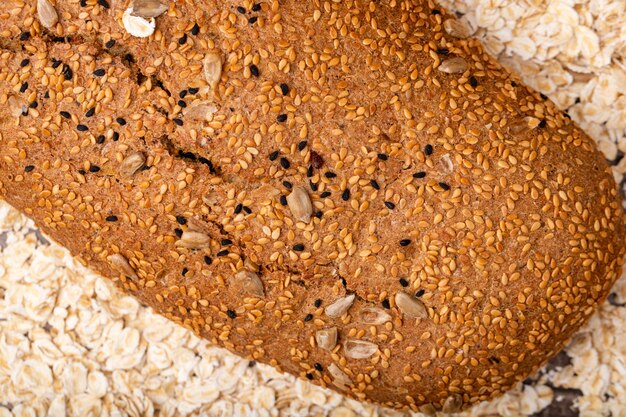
[
  {"left": 131, "top": 0, "right": 168, "bottom": 18},
  {"left": 286, "top": 186, "right": 312, "bottom": 223},
  {"left": 358, "top": 307, "right": 391, "bottom": 325},
  {"left": 443, "top": 19, "right": 473, "bottom": 39},
  {"left": 315, "top": 327, "right": 338, "bottom": 351},
  {"left": 344, "top": 339, "right": 378, "bottom": 359},
  {"left": 203, "top": 53, "right": 223, "bottom": 89},
  {"left": 234, "top": 271, "right": 264, "bottom": 298},
  {"left": 37, "top": 0, "right": 58, "bottom": 29},
  {"left": 442, "top": 394, "right": 463, "bottom": 413},
  {"left": 395, "top": 292, "right": 427, "bottom": 319},
  {"left": 328, "top": 363, "right": 352, "bottom": 390},
  {"left": 438, "top": 57, "right": 468, "bottom": 74},
  {"left": 325, "top": 294, "right": 355, "bottom": 318},
  {"left": 175, "top": 231, "right": 211, "bottom": 249},
  {"left": 119, "top": 152, "right": 146, "bottom": 177},
  {"left": 110, "top": 254, "right": 138, "bottom": 280},
  {"left": 122, "top": 7, "right": 155, "bottom": 38},
  {"left": 183, "top": 100, "right": 218, "bottom": 121}
]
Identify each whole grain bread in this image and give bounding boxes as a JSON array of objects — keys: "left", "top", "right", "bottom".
[{"left": 0, "top": 0, "right": 624, "bottom": 412}]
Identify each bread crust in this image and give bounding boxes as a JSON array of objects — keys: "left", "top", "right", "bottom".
[{"left": 0, "top": 0, "right": 623, "bottom": 412}]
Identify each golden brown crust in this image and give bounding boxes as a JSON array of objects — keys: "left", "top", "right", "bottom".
[{"left": 0, "top": 0, "right": 624, "bottom": 412}]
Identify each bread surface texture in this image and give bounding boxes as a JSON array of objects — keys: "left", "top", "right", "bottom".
[{"left": 0, "top": 0, "right": 624, "bottom": 412}]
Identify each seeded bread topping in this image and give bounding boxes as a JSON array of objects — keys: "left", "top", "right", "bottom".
[{"left": 0, "top": 0, "right": 624, "bottom": 413}]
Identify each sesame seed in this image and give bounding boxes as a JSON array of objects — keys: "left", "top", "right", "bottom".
[
  {"left": 191, "top": 23, "right": 200, "bottom": 35},
  {"left": 413, "top": 171, "right": 426, "bottom": 179},
  {"left": 29, "top": 101, "right": 38, "bottom": 109},
  {"left": 97, "top": 0, "right": 110, "bottom": 8},
  {"left": 96, "top": 135, "right": 105, "bottom": 144},
  {"left": 242, "top": 206, "right": 252, "bottom": 214},
  {"left": 280, "top": 157, "right": 290, "bottom": 169},
  {"left": 249, "top": 64, "right": 259, "bottom": 77},
  {"left": 78, "top": 169, "right": 86, "bottom": 175},
  {"left": 280, "top": 83, "right": 290, "bottom": 95},
  {"left": 24, "top": 165, "right": 35, "bottom": 172},
  {"left": 217, "top": 250, "right": 229, "bottom": 257},
  {"left": 370, "top": 179, "right": 380, "bottom": 190},
  {"left": 221, "top": 239, "right": 232, "bottom": 246},
  {"left": 176, "top": 215, "right": 187, "bottom": 225},
  {"left": 314, "top": 211, "right": 323, "bottom": 219},
  {"left": 19, "top": 32, "right": 30, "bottom": 41},
  {"left": 112, "top": 132, "right": 120, "bottom": 141},
  {"left": 324, "top": 171, "right": 336, "bottom": 179},
  {"left": 320, "top": 191, "right": 331, "bottom": 198},
  {"left": 89, "top": 165, "right": 100, "bottom": 173},
  {"left": 415, "top": 289, "right": 425, "bottom": 297},
  {"left": 227, "top": 309, "right": 237, "bottom": 319},
  {"left": 269, "top": 150, "right": 279, "bottom": 161},
  {"left": 469, "top": 76, "right": 478, "bottom": 87},
  {"left": 204, "top": 256, "right": 212, "bottom": 265},
  {"left": 424, "top": 144, "right": 433, "bottom": 155},
  {"left": 116, "top": 117, "right": 127, "bottom": 126},
  {"left": 432, "top": 8, "right": 441, "bottom": 14},
  {"left": 276, "top": 114, "right": 287, "bottom": 123},
  {"left": 179, "top": 90, "right": 188, "bottom": 99},
  {"left": 177, "top": 100, "right": 187, "bottom": 108},
  {"left": 293, "top": 243, "right": 305, "bottom": 251},
  {"left": 85, "top": 108, "right": 95, "bottom": 117},
  {"left": 305, "top": 373, "right": 313, "bottom": 380},
  {"left": 306, "top": 165, "right": 314, "bottom": 177},
  {"left": 93, "top": 68, "right": 105, "bottom": 77},
  {"left": 173, "top": 119, "right": 183, "bottom": 126},
  {"left": 105, "top": 39, "right": 116, "bottom": 48},
  {"left": 539, "top": 119, "right": 547, "bottom": 128},
  {"left": 19, "top": 59, "right": 29, "bottom": 67},
  {"left": 60, "top": 111, "right": 70, "bottom": 119},
  {"left": 252, "top": 3, "right": 261, "bottom": 11},
  {"left": 188, "top": 87, "right": 199, "bottom": 94},
  {"left": 309, "top": 180, "right": 318, "bottom": 191},
  {"left": 314, "top": 299, "right": 322, "bottom": 307},
  {"left": 248, "top": 16, "right": 258, "bottom": 24},
  {"left": 174, "top": 228, "right": 183, "bottom": 238},
  {"left": 298, "top": 140, "right": 307, "bottom": 151},
  {"left": 234, "top": 203, "right": 243, "bottom": 214},
  {"left": 378, "top": 153, "right": 388, "bottom": 161},
  {"left": 436, "top": 48, "right": 450, "bottom": 55},
  {"left": 105, "top": 215, "right": 118, "bottom": 222},
  {"left": 237, "top": 6, "right": 246, "bottom": 13},
  {"left": 20, "top": 82, "right": 28, "bottom": 93},
  {"left": 439, "top": 182, "right": 450, "bottom": 191},
  {"left": 399, "top": 278, "right": 409, "bottom": 287},
  {"left": 340, "top": 278, "right": 347, "bottom": 287},
  {"left": 304, "top": 314, "right": 313, "bottom": 322},
  {"left": 62, "top": 65, "right": 73, "bottom": 80},
  {"left": 178, "top": 34, "right": 187, "bottom": 45},
  {"left": 381, "top": 299, "right": 390, "bottom": 309},
  {"left": 314, "top": 363, "right": 323, "bottom": 372},
  {"left": 77, "top": 124, "right": 89, "bottom": 132},
  {"left": 51, "top": 58, "right": 62, "bottom": 69},
  {"left": 384, "top": 201, "right": 395, "bottom": 209},
  {"left": 341, "top": 189, "right": 350, "bottom": 201},
  {"left": 400, "top": 239, "right": 411, "bottom": 246},
  {"left": 279, "top": 195, "right": 288, "bottom": 206},
  {"left": 281, "top": 180, "right": 292, "bottom": 189}
]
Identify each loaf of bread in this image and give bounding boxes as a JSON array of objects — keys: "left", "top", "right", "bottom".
[{"left": 1, "top": 0, "right": 624, "bottom": 412}]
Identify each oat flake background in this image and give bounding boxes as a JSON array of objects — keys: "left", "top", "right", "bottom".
[{"left": 1, "top": 1, "right": 626, "bottom": 416}]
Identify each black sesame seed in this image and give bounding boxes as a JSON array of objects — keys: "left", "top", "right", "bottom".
[
  {"left": 85, "top": 107, "right": 95, "bottom": 117},
  {"left": 21, "top": 107, "right": 28, "bottom": 116},
  {"left": 298, "top": 140, "right": 307, "bottom": 151},
  {"left": 384, "top": 201, "right": 395, "bottom": 209},
  {"left": 309, "top": 180, "right": 318, "bottom": 192},
  {"left": 320, "top": 191, "right": 331, "bottom": 198},
  {"left": 280, "top": 83, "right": 290, "bottom": 96},
  {"left": 204, "top": 256, "right": 212, "bottom": 265},
  {"left": 370, "top": 179, "right": 380, "bottom": 190},
  {"left": 62, "top": 64, "right": 73, "bottom": 80},
  {"left": 191, "top": 23, "right": 200, "bottom": 35},
  {"left": 424, "top": 144, "right": 433, "bottom": 155},
  {"left": 306, "top": 165, "right": 314, "bottom": 177},
  {"left": 19, "top": 32, "right": 30, "bottom": 41},
  {"left": 282, "top": 181, "right": 292, "bottom": 189},
  {"left": 400, "top": 239, "right": 411, "bottom": 246},
  {"left": 217, "top": 250, "right": 229, "bottom": 257},
  {"left": 97, "top": 0, "right": 110, "bottom": 8},
  {"left": 413, "top": 171, "right": 426, "bottom": 179},
  {"left": 381, "top": 299, "right": 390, "bottom": 309},
  {"left": 280, "top": 157, "right": 290, "bottom": 169},
  {"left": 227, "top": 309, "right": 237, "bottom": 319},
  {"left": 116, "top": 117, "right": 127, "bottom": 126},
  {"left": 469, "top": 76, "right": 478, "bottom": 87},
  {"left": 29, "top": 101, "right": 38, "bottom": 108},
  {"left": 178, "top": 34, "right": 187, "bottom": 45},
  {"left": 439, "top": 182, "right": 450, "bottom": 191},
  {"left": 173, "top": 118, "right": 183, "bottom": 126},
  {"left": 24, "top": 165, "right": 35, "bottom": 172},
  {"left": 399, "top": 278, "right": 409, "bottom": 287},
  {"left": 80, "top": 0, "right": 87, "bottom": 6},
  {"left": 242, "top": 206, "right": 252, "bottom": 214},
  {"left": 248, "top": 16, "right": 258, "bottom": 24},
  {"left": 249, "top": 64, "right": 259, "bottom": 77},
  {"left": 324, "top": 171, "right": 336, "bottom": 179},
  {"left": 511, "top": 81, "right": 518, "bottom": 87},
  {"left": 176, "top": 215, "right": 187, "bottom": 225},
  {"left": 314, "top": 363, "right": 323, "bottom": 372},
  {"left": 221, "top": 239, "right": 232, "bottom": 246},
  {"left": 293, "top": 243, "right": 305, "bottom": 252},
  {"left": 188, "top": 87, "right": 200, "bottom": 95},
  {"left": 540, "top": 93, "right": 548, "bottom": 100},
  {"left": 341, "top": 189, "right": 350, "bottom": 201},
  {"left": 305, "top": 373, "right": 313, "bottom": 380},
  {"left": 377, "top": 153, "right": 388, "bottom": 161},
  {"left": 179, "top": 90, "right": 188, "bottom": 99},
  {"left": 415, "top": 289, "right": 425, "bottom": 297},
  {"left": 177, "top": 100, "right": 187, "bottom": 108},
  {"left": 539, "top": 119, "right": 547, "bottom": 128},
  {"left": 112, "top": 132, "right": 120, "bottom": 141},
  {"left": 89, "top": 165, "right": 100, "bottom": 173},
  {"left": 237, "top": 6, "right": 246, "bottom": 13},
  {"left": 279, "top": 195, "right": 288, "bottom": 206},
  {"left": 174, "top": 228, "right": 183, "bottom": 238},
  {"left": 234, "top": 203, "right": 243, "bottom": 214},
  {"left": 20, "top": 59, "right": 29, "bottom": 67},
  {"left": 563, "top": 112, "right": 571, "bottom": 120},
  {"left": 105, "top": 39, "right": 116, "bottom": 48},
  {"left": 93, "top": 68, "right": 105, "bottom": 77},
  {"left": 314, "top": 299, "right": 322, "bottom": 308},
  {"left": 269, "top": 150, "right": 280, "bottom": 161},
  {"left": 78, "top": 169, "right": 86, "bottom": 175},
  {"left": 51, "top": 58, "right": 62, "bottom": 69},
  {"left": 340, "top": 278, "right": 347, "bottom": 287},
  {"left": 276, "top": 114, "right": 287, "bottom": 123},
  {"left": 44, "top": 91, "right": 49, "bottom": 98},
  {"left": 20, "top": 82, "right": 28, "bottom": 93},
  {"left": 432, "top": 8, "right": 441, "bottom": 14},
  {"left": 436, "top": 48, "right": 449, "bottom": 55},
  {"left": 314, "top": 210, "right": 323, "bottom": 219},
  {"left": 252, "top": 3, "right": 261, "bottom": 11},
  {"left": 77, "top": 124, "right": 89, "bottom": 132},
  {"left": 105, "top": 215, "right": 118, "bottom": 222},
  {"left": 96, "top": 135, "right": 105, "bottom": 144},
  {"left": 304, "top": 314, "right": 313, "bottom": 322}
]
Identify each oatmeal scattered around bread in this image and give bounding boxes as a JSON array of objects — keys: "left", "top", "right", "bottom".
[{"left": 0, "top": 0, "right": 624, "bottom": 413}]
